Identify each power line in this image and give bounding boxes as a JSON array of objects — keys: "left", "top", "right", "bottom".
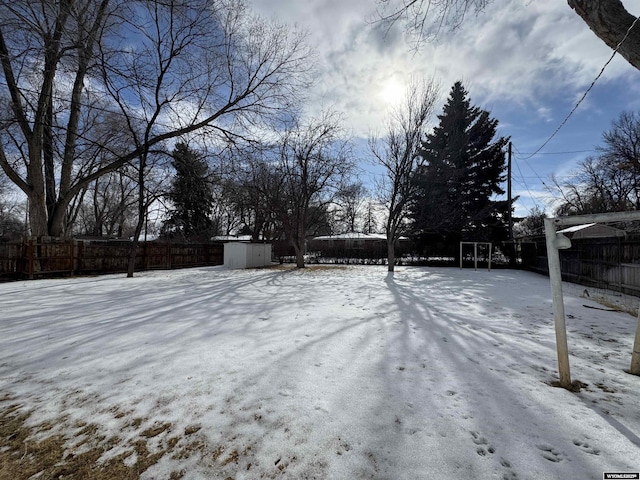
[
  {"left": 518, "top": 14, "right": 640, "bottom": 161},
  {"left": 514, "top": 149, "right": 595, "bottom": 157},
  {"left": 511, "top": 156, "right": 543, "bottom": 214},
  {"left": 512, "top": 144, "right": 551, "bottom": 189}
]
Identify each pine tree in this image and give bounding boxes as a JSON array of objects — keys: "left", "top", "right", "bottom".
[
  {"left": 163, "top": 143, "right": 215, "bottom": 240},
  {"left": 412, "top": 81, "right": 509, "bottom": 248}
]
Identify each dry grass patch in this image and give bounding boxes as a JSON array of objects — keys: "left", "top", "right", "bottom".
[
  {"left": 0, "top": 399, "right": 272, "bottom": 479},
  {"left": 0, "top": 403, "right": 188, "bottom": 480}
]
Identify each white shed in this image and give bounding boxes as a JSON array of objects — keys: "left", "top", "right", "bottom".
[{"left": 224, "top": 242, "right": 272, "bottom": 269}]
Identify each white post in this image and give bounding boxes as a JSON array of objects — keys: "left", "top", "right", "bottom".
[
  {"left": 630, "top": 307, "right": 640, "bottom": 375},
  {"left": 474, "top": 242, "right": 478, "bottom": 271},
  {"left": 544, "top": 218, "right": 572, "bottom": 388},
  {"left": 459, "top": 242, "right": 463, "bottom": 270}
]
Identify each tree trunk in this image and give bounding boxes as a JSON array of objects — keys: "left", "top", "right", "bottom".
[
  {"left": 127, "top": 157, "right": 146, "bottom": 278},
  {"left": 48, "top": 200, "right": 70, "bottom": 237},
  {"left": 292, "top": 238, "right": 305, "bottom": 268},
  {"left": 387, "top": 239, "right": 395, "bottom": 272},
  {"left": 296, "top": 248, "right": 305, "bottom": 268},
  {"left": 294, "top": 221, "right": 306, "bottom": 268},
  {"left": 27, "top": 190, "right": 48, "bottom": 237},
  {"left": 568, "top": 0, "right": 640, "bottom": 71}
]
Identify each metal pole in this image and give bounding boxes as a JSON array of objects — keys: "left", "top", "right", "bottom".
[
  {"left": 544, "top": 218, "right": 572, "bottom": 388},
  {"left": 460, "top": 242, "right": 462, "bottom": 270},
  {"left": 474, "top": 242, "right": 478, "bottom": 271}
]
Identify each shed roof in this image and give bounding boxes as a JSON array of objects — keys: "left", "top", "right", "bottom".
[{"left": 557, "top": 223, "right": 625, "bottom": 238}]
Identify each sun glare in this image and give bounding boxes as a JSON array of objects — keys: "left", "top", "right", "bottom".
[{"left": 380, "top": 79, "right": 405, "bottom": 106}]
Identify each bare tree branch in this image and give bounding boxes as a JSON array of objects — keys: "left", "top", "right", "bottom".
[{"left": 369, "top": 77, "right": 439, "bottom": 272}]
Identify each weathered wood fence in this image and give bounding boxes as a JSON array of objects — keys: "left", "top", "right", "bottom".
[
  {"left": 0, "top": 238, "right": 224, "bottom": 281},
  {"left": 521, "top": 235, "right": 640, "bottom": 296}
]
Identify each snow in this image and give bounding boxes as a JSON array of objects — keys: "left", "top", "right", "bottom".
[
  {"left": 1, "top": 265, "right": 639, "bottom": 478},
  {"left": 557, "top": 223, "right": 598, "bottom": 234}
]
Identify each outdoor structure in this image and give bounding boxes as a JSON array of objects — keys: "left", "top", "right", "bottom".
[
  {"left": 544, "top": 212, "right": 640, "bottom": 388},
  {"left": 223, "top": 242, "right": 272, "bottom": 269},
  {"left": 459, "top": 242, "right": 492, "bottom": 271}
]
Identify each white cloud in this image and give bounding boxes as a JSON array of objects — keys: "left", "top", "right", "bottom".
[
  {"left": 248, "top": 0, "right": 638, "bottom": 138},
  {"left": 247, "top": 0, "right": 640, "bottom": 216}
]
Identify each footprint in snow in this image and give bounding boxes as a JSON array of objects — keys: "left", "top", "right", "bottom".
[
  {"left": 572, "top": 439, "right": 601, "bottom": 455},
  {"left": 471, "top": 431, "right": 495, "bottom": 456},
  {"left": 536, "top": 444, "right": 563, "bottom": 462}
]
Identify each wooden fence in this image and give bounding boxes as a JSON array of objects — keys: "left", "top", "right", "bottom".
[
  {"left": 0, "top": 238, "right": 224, "bottom": 281},
  {"left": 521, "top": 235, "right": 640, "bottom": 296}
]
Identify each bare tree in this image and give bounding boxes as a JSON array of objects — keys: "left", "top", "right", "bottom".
[
  {"left": 369, "top": 79, "right": 439, "bottom": 272},
  {"left": 514, "top": 205, "right": 546, "bottom": 237},
  {"left": 276, "top": 111, "right": 353, "bottom": 268},
  {"left": 223, "top": 153, "right": 286, "bottom": 241},
  {"left": 374, "top": 1, "right": 640, "bottom": 72},
  {"left": 0, "top": 0, "right": 314, "bottom": 238},
  {"left": 552, "top": 110, "right": 640, "bottom": 216},
  {"left": 373, "top": 0, "right": 489, "bottom": 45},
  {"left": 73, "top": 168, "right": 138, "bottom": 237},
  {"left": 0, "top": 171, "right": 24, "bottom": 241},
  {"left": 334, "top": 182, "right": 367, "bottom": 233},
  {"left": 552, "top": 159, "right": 635, "bottom": 217}
]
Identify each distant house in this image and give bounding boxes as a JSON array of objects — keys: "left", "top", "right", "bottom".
[
  {"left": 311, "top": 232, "right": 385, "bottom": 249},
  {"left": 557, "top": 223, "right": 625, "bottom": 239},
  {"left": 212, "top": 234, "right": 253, "bottom": 242},
  {"left": 309, "top": 232, "right": 410, "bottom": 258}
]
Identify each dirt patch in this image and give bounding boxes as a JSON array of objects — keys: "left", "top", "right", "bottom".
[{"left": 549, "top": 379, "right": 588, "bottom": 393}]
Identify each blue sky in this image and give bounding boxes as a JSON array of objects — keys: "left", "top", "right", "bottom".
[{"left": 248, "top": 0, "right": 640, "bottom": 218}]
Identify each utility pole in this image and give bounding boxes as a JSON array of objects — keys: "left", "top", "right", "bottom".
[{"left": 508, "top": 141, "right": 513, "bottom": 241}]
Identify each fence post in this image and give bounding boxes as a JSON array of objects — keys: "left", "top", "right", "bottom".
[
  {"left": 70, "top": 240, "right": 75, "bottom": 275},
  {"left": 27, "top": 238, "right": 35, "bottom": 280},
  {"left": 75, "top": 240, "right": 84, "bottom": 275}
]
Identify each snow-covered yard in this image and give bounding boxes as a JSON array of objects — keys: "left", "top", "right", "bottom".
[{"left": 1, "top": 265, "right": 639, "bottom": 479}]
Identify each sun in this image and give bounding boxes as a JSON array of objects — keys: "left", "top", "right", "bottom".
[{"left": 380, "top": 78, "right": 405, "bottom": 106}]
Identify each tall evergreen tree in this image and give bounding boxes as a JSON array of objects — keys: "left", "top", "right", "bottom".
[
  {"left": 412, "top": 81, "right": 509, "bottom": 249},
  {"left": 163, "top": 143, "right": 215, "bottom": 240}
]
